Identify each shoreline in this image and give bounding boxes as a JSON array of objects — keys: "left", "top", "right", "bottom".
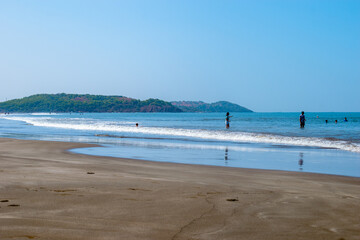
[
  {"left": 4, "top": 136, "right": 357, "bottom": 179},
  {"left": 71, "top": 143, "right": 360, "bottom": 179},
  {"left": 0, "top": 138, "right": 359, "bottom": 239}
]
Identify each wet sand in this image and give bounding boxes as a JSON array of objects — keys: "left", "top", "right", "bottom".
[{"left": 0, "top": 138, "right": 359, "bottom": 240}]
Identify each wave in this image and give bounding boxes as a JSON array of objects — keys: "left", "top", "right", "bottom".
[
  {"left": 93, "top": 138, "right": 286, "bottom": 153},
  {"left": 3, "top": 116, "right": 360, "bottom": 153},
  {"left": 30, "top": 113, "right": 59, "bottom": 115}
]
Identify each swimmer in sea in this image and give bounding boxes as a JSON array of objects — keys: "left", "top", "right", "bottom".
[{"left": 225, "top": 112, "right": 232, "bottom": 129}]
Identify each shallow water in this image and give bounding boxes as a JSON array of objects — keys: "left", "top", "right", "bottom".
[{"left": 1, "top": 112, "right": 359, "bottom": 177}]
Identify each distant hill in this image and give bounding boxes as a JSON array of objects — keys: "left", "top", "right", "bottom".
[
  {"left": 0, "top": 94, "right": 182, "bottom": 113},
  {"left": 171, "top": 101, "right": 253, "bottom": 112},
  {"left": 0, "top": 94, "right": 253, "bottom": 113}
]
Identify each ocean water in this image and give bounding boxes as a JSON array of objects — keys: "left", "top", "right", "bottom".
[{"left": 0, "top": 112, "right": 359, "bottom": 177}]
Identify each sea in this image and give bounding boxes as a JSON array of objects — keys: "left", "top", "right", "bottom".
[{"left": 0, "top": 112, "right": 359, "bottom": 177}]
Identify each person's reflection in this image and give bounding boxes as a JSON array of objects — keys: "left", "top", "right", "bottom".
[
  {"left": 298, "top": 152, "right": 304, "bottom": 171},
  {"left": 224, "top": 147, "right": 229, "bottom": 165}
]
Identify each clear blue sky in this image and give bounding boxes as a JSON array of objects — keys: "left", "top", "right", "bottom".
[{"left": 1, "top": 0, "right": 359, "bottom": 112}]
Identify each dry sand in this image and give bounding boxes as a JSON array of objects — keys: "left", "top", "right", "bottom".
[{"left": 0, "top": 138, "right": 359, "bottom": 240}]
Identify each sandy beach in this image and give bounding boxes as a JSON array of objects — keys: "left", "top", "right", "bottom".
[{"left": 0, "top": 138, "right": 359, "bottom": 240}]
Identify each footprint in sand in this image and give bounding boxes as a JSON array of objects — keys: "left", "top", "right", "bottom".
[
  {"left": 52, "top": 189, "right": 77, "bottom": 193},
  {"left": 226, "top": 198, "right": 239, "bottom": 202},
  {"left": 128, "top": 188, "right": 150, "bottom": 191}
]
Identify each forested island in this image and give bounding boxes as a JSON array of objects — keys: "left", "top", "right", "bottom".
[{"left": 0, "top": 94, "right": 253, "bottom": 113}]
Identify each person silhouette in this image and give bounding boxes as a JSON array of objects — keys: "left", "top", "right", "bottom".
[
  {"left": 225, "top": 112, "right": 232, "bottom": 129},
  {"left": 299, "top": 111, "right": 305, "bottom": 128}
]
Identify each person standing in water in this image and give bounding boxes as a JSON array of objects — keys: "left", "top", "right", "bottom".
[
  {"left": 299, "top": 111, "right": 306, "bottom": 128},
  {"left": 225, "top": 112, "right": 232, "bottom": 129}
]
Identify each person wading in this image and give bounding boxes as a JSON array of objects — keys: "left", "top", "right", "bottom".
[
  {"left": 299, "top": 111, "right": 306, "bottom": 128},
  {"left": 226, "top": 112, "right": 232, "bottom": 129}
]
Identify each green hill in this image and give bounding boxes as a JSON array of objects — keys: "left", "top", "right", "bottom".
[
  {"left": 0, "top": 94, "right": 253, "bottom": 113},
  {"left": 171, "top": 101, "right": 253, "bottom": 112},
  {"left": 0, "top": 94, "right": 182, "bottom": 113}
]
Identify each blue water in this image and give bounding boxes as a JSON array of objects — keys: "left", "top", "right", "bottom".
[{"left": 0, "top": 112, "right": 359, "bottom": 177}]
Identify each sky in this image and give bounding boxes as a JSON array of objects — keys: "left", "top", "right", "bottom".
[{"left": 0, "top": 0, "right": 359, "bottom": 112}]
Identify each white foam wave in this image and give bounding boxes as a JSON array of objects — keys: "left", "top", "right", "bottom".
[
  {"left": 30, "top": 113, "right": 59, "bottom": 115},
  {"left": 3, "top": 116, "right": 360, "bottom": 153}
]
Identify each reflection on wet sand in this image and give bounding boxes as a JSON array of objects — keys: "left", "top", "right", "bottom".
[
  {"left": 224, "top": 147, "right": 228, "bottom": 164},
  {"left": 298, "top": 152, "right": 304, "bottom": 171}
]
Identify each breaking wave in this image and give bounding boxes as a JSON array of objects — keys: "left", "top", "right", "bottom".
[{"left": 3, "top": 116, "right": 360, "bottom": 153}]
